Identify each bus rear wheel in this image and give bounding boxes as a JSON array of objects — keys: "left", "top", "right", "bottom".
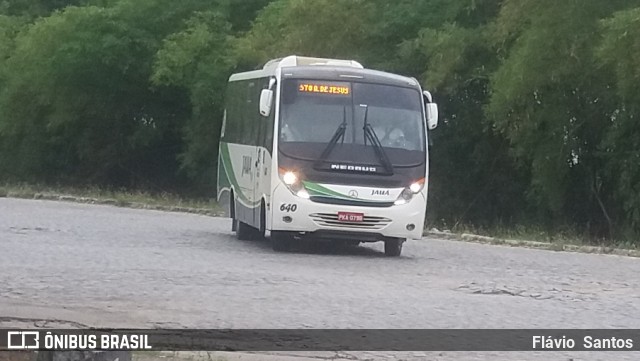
[
  {"left": 384, "top": 238, "right": 404, "bottom": 257},
  {"left": 230, "top": 192, "right": 237, "bottom": 232},
  {"left": 258, "top": 201, "right": 266, "bottom": 239}
]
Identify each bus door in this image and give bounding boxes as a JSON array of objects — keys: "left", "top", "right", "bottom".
[
  {"left": 252, "top": 78, "right": 274, "bottom": 229},
  {"left": 243, "top": 80, "right": 258, "bottom": 228},
  {"left": 253, "top": 145, "right": 263, "bottom": 227}
]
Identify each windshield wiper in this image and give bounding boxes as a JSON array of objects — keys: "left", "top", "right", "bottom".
[
  {"left": 314, "top": 106, "right": 347, "bottom": 168},
  {"left": 362, "top": 105, "right": 393, "bottom": 174}
]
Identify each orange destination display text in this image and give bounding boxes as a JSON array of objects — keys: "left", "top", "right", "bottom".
[{"left": 298, "top": 83, "right": 350, "bottom": 95}]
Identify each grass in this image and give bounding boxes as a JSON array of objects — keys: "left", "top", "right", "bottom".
[
  {"left": 440, "top": 223, "right": 639, "bottom": 251},
  {"left": 0, "top": 182, "right": 222, "bottom": 213}
]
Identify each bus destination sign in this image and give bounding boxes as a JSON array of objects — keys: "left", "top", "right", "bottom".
[{"left": 298, "top": 82, "right": 350, "bottom": 96}]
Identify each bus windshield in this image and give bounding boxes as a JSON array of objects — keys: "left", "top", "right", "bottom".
[{"left": 279, "top": 79, "right": 426, "bottom": 167}]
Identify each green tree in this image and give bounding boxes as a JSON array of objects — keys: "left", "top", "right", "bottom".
[
  {"left": 0, "top": 1, "right": 222, "bottom": 189},
  {"left": 394, "top": 1, "right": 519, "bottom": 229},
  {"left": 487, "top": 0, "right": 633, "bottom": 238},
  {"left": 597, "top": 6, "right": 640, "bottom": 239},
  {"left": 235, "top": 0, "right": 373, "bottom": 66},
  {"left": 0, "top": 0, "right": 87, "bottom": 17},
  {"left": 221, "top": 0, "right": 274, "bottom": 32},
  {"left": 152, "top": 11, "right": 235, "bottom": 191}
]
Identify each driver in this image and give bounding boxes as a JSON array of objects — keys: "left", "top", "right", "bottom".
[
  {"left": 386, "top": 128, "right": 407, "bottom": 147},
  {"left": 374, "top": 126, "right": 410, "bottom": 148}
]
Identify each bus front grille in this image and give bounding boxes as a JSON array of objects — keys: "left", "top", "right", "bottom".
[
  {"left": 309, "top": 213, "right": 392, "bottom": 230},
  {"left": 309, "top": 196, "right": 394, "bottom": 208}
]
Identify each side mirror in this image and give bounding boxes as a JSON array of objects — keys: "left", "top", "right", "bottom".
[
  {"left": 423, "top": 90, "right": 438, "bottom": 130},
  {"left": 259, "top": 89, "right": 273, "bottom": 117},
  {"left": 426, "top": 103, "right": 438, "bottom": 130}
]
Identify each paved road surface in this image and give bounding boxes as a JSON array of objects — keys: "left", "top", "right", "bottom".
[{"left": 1, "top": 198, "right": 639, "bottom": 360}]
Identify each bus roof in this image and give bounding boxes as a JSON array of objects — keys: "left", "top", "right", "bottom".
[
  {"left": 228, "top": 55, "right": 419, "bottom": 88},
  {"left": 263, "top": 56, "right": 364, "bottom": 70}
]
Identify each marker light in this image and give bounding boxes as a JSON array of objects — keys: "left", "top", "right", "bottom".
[{"left": 297, "top": 190, "right": 310, "bottom": 199}]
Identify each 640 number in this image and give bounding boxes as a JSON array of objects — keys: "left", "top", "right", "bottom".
[{"left": 280, "top": 203, "right": 297, "bottom": 212}]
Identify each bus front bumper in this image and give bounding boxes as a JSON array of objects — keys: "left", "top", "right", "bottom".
[{"left": 270, "top": 185, "right": 426, "bottom": 240}]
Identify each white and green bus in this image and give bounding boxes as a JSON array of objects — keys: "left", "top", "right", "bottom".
[{"left": 217, "top": 56, "right": 438, "bottom": 256}]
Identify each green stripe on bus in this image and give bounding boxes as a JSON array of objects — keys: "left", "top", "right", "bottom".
[
  {"left": 302, "top": 181, "right": 393, "bottom": 204},
  {"left": 220, "top": 142, "right": 259, "bottom": 206},
  {"left": 303, "top": 181, "right": 353, "bottom": 200}
]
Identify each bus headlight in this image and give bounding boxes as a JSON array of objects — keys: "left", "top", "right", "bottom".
[
  {"left": 409, "top": 182, "right": 422, "bottom": 193},
  {"left": 394, "top": 178, "right": 425, "bottom": 205},
  {"left": 282, "top": 171, "right": 298, "bottom": 185},
  {"left": 279, "top": 168, "right": 308, "bottom": 197}
]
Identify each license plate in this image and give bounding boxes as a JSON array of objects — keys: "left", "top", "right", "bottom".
[{"left": 337, "top": 212, "right": 364, "bottom": 222}]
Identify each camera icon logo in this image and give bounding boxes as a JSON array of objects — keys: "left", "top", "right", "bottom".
[{"left": 7, "top": 331, "right": 40, "bottom": 349}]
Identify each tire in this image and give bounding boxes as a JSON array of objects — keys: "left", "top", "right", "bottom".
[
  {"left": 258, "top": 201, "right": 266, "bottom": 240},
  {"left": 236, "top": 220, "right": 254, "bottom": 240},
  {"left": 271, "top": 231, "right": 292, "bottom": 252},
  {"left": 230, "top": 192, "right": 237, "bottom": 232},
  {"left": 384, "top": 238, "right": 404, "bottom": 257}
]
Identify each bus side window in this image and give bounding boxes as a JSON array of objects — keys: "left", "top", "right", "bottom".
[
  {"left": 220, "top": 109, "right": 227, "bottom": 139},
  {"left": 237, "top": 81, "right": 254, "bottom": 145},
  {"left": 224, "top": 83, "right": 240, "bottom": 143}
]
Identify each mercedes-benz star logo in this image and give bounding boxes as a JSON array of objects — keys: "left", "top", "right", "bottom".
[{"left": 348, "top": 190, "right": 358, "bottom": 198}]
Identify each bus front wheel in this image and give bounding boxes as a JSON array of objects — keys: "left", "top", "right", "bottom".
[{"left": 384, "top": 238, "right": 404, "bottom": 257}]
